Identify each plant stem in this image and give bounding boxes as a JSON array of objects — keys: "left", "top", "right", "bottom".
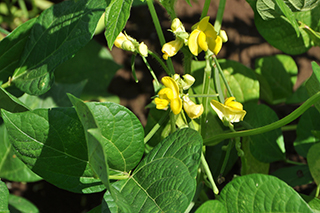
[
  {"left": 18, "top": 0, "right": 28, "bottom": 19},
  {"left": 181, "top": 47, "right": 192, "bottom": 75},
  {"left": 148, "top": 50, "right": 171, "bottom": 76},
  {"left": 213, "top": 56, "right": 234, "bottom": 98},
  {"left": 281, "top": 124, "right": 297, "bottom": 131},
  {"left": 201, "top": 153, "right": 219, "bottom": 194},
  {"left": 142, "top": 56, "right": 160, "bottom": 85},
  {"left": 146, "top": 0, "right": 175, "bottom": 75},
  {"left": 285, "top": 159, "right": 305, "bottom": 166},
  {"left": 109, "top": 175, "right": 130, "bottom": 180},
  {"left": 201, "top": 0, "right": 211, "bottom": 19},
  {"left": 213, "top": 0, "right": 227, "bottom": 33},
  {"left": 144, "top": 110, "right": 170, "bottom": 144},
  {"left": 204, "top": 91, "right": 320, "bottom": 146},
  {"left": 0, "top": 27, "right": 10, "bottom": 35}
]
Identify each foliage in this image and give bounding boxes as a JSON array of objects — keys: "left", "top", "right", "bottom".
[{"left": 0, "top": 0, "right": 320, "bottom": 212}]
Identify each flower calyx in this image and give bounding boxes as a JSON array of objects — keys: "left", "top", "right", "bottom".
[{"left": 114, "top": 32, "right": 148, "bottom": 57}]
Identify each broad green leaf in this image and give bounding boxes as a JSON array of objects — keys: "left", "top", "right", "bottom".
[
  {"left": 105, "top": 0, "right": 133, "bottom": 50},
  {"left": 218, "top": 59, "right": 260, "bottom": 103},
  {"left": 0, "top": 123, "right": 41, "bottom": 182},
  {"left": 104, "top": 128, "right": 202, "bottom": 212},
  {"left": 19, "top": 81, "right": 87, "bottom": 110},
  {"left": 306, "top": 61, "right": 320, "bottom": 112},
  {"left": 255, "top": 54, "right": 298, "bottom": 104},
  {"left": 271, "top": 165, "right": 313, "bottom": 187},
  {"left": 243, "top": 103, "right": 286, "bottom": 163},
  {"left": 8, "top": 194, "right": 39, "bottom": 213},
  {"left": 307, "top": 142, "right": 320, "bottom": 184},
  {"left": 55, "top": 39, "right": 121, "bottom": 102},
  {"left": 294, "top": 107, "right": 320, "bottom": 157},
  {"left": 68, "top": 94, "right": 134, "bottom": 212},
  {"left": 11, "top": 0, "right": 106, "bottom": 95},
  {"left": 69, "top": 95, "right": 144, "bottom": 172},
  {"left": 0, "top": 179, "right": 9, "bottom": 213},
  {"left": 304, "top": 196, "right": 320, "bottom": 213},
  {"left": 241, "top": 137, "right": 270, "bottom": 175},
  {"left": 1, "top": 108, "right": 104, "bottom": 193},
  {"left": 0, "top": 18, "right": 36, "bottom": 84},
  {"left": 195, "top": 200, "right": 226, "bottom": 213},
  {"left": 0, "top": 87, "right": 29, "bottom": 113},
  {"left": 219, "top": 174, "right": 314, "bottom": 212}
]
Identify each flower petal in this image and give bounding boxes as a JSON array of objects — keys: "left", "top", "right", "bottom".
[
  {"left": 210, "top": 99, "right": 226, "bottom": 121},
  {"left": 198, "top": 16, "right": 210, "bottom": 31},
  {"left": 155, "top": 98, "right": 169, "bottom": 109},
  {"left": 188, "top": 29, "right": 201, "bottom": 56},
  {"left": 208, "top": 35, "right": 222, "bottom": 55},
  {"left": 158, "top": 88, "right": 174, "bottom": 101},
  {"left": 161, "top": 77, "right": 180, "bottom": 99},
  {"left": 198, "top": 31, "right": 208, "bottom": 52},
  {"left": 162, "top": 39, "right": 183, "bottom": 59},
  {"left": 171, "top": 98, "right": 182, "bottom": 115},
  {"left": 183, "top": 96, "right": 203, "bottom": 119}
]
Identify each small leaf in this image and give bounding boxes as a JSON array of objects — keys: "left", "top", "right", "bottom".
[
  {"left": 104, "top": 128, "right": 202, "bottom": 212},
  {"left": 12, "top": 0, "right": 106, "bottom": 95},
  {"left": 8, "top": 194, "right": 39, "bottom": 213},
  {"left": 271, "top": 165, "right": 313, "bottom": 187},
  {"left": 1, "top": 108, "right": 104, "bottom": 193},
  {"left": 105, "top": 0, "right": 134, "bottom": 50},
  {"left": 243, "top": 103, "right": 286, "bottom": 163},
  {"left": 219, "top": 174, "right": 314, "bottom": 212},
  {"left": 195, "top": 200, "right": 226, "bottom": 213},
  {"left": 307, "top": 142, "right": 320, "bottom": 185},
  {"left": 294, "top": 107, "right": 320, "bottom": 157},
  {"left": 0, "top": 179, "right": 9, "bottom": 213}
]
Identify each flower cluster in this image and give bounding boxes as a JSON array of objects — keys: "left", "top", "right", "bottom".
[
  {"left": 114, "top": 32, "right": 148, "bottom": 57},
  {"left": 154, "top": 74, "right": 203, "bottom": 119},
  {"left": 162, "top": 16, "right": 226, "bottom": 60}
]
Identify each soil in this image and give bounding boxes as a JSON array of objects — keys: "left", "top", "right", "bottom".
[{"left": 4, "top": 0, "right": 320, "bottom": 212}]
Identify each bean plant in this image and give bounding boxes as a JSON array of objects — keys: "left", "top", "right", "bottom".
[{"left": 0, "top": 0, "right": 320, "bottom": 212}]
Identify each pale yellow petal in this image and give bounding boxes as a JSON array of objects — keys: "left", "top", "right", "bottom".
[
  {"left": 188, "top": 29, "right": 201, "bottom": 56},
  {"left": 114, "top": 32, "right": 127, "bottom": 49},
  {"left": 183, "top": 96, "right": 203, "bottom": 119},
  {"left": 161, "top": 39, "right": 183, "bottom": 58},
  {"left": 210, "top": 99, "right": 226, "bottom": 121}
]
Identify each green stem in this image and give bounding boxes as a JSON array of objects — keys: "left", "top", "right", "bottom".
[
  {"left": 281, "top": 124, "right": 297, "bottom": 132},
  {"left": 0, "top": 27, "right": 10, "bottom": 35},
  {"left": 146, "top": 0, "right": 175, "bottom": 75},
  {"left": 148, "top": 50, "right": 171, "bottom": 76},
  {"left": 201, "top": 0, "right": 211, "bottom": 19},
  {"left": 142, "top": 56, "right": 160, "bottom": 85},
  {"left": 212, "top": 55, "right": 224, "bottom": 103},
  {"left": 316, "top": 184, "right": 320, "bottom": 198},
  {"left": 189, "top": 94, "right": 218, "bottom": 98},
  {"left": 213, "top": 56, "right": 234, "bottom": 98},
  {"left": 181, "top": 47, "right": 192, "bottom": 75},
  {"left": 285, "top": 159, "right": 305, "bottom": 166},
  {"left": 201, "top": 153, "right": 219, "bottom": 194},
  {"left": 204, "top": 91, "right": 320, "bottom": 146},
  {"left": 219, "top": 139, "right": 235, "bottom": 177},
  {"left": 144, "top": 110, "right": 170, "bottom": 144},
  {"left": 131, "top": 54, "right": 138, "bottom": 83},
  {"left": 109, "top": 175, "right": 130, "bottom": 180},
  {"left": 213, "top": 0, "right": 227, "bottom": 33},
  {"left": 18, "top": 0, "right": 28, "bottom": 19}
]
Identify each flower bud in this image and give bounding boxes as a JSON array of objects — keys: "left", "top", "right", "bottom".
[
  {"left": 171, "top": 18, "right": 185, "bottom": 33},
  {"left": 139, "top": 42, "right": 148, "bottom": 57},
  {"left": 181, "top": 74, "right": 195, "bottom": 90},
  {"left": 220, "top": 30, "right": 228, "bottom": 43},
  {"left": 182, "top": 95, "right": 204, "bottom": 119},
  {"left": 114, "top": 32, "right": 136, "bottom": 52}
]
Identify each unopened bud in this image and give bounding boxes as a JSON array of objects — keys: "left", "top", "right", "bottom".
[
  {"left": 181, "top": 74, "right": 195, "bottom": 90},
  {"left": 122, "top": 40, "right": 136, "bottom": 52},
  {"left": 220, "top": 30, "right": 228, "bottom": 43},
  {"left": 171, "top": 18, "right": 185, "bottom": 33},
  {"left": 139, "top": 42, "right": 148, "bottom": 57}
]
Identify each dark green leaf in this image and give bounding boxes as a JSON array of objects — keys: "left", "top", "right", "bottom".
[
  {"left": 0, "top": 123, "right": 41, "bottom": 182},
  {"left": 307, "top": 142, "right": 320, "bottom": 185},
  {"left": 12, "top": 0, "right": 106, "bottom": 95},
  {"left": 55, "top": 39, "right": 121, "bottom": 102},
  {"left": 195, "top": 200, "right": 226, "bottom": 213},
  {"left": 0, "top": 179, "right": 9, "bottom": 213},
  {"left": 104, "top": 128, "right": 202, "bottom": 212},
  {"left": 0, "top": 87, "right": 29, "bottom": 113},
  {"left": 8, "top": 194, "right": 39, "bottom": 213},
  {"left": 294, "top": 107, "right": 320, "bottom": 157},
  {"left": 306, "top": 61, "right": 320, "bottom": 112},
  {"left": 1, "top": 108, "right": 104, "bottom": 193},
  {"left": 255, "top": 54, "right": 297, "bottom": 104},
  {"left": 219, "top": 174, "right": 313, "bottom": 212},
  {"left": 105, "top": 0, "right": 133, "bottom": 50},
  {"left": 243, "top": 103, "right": 286, "bottom": 163},
  {"left": 271, "top": 165, "right": 313, "bottom": 187},
  {"left": 0, "top": 19, "right": 36, "bottom": 84}
]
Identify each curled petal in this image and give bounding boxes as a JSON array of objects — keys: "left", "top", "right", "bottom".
[
  {"left": 183, "top": 96, "right": 203, "bottom": 119},
  {"left": 155, "top": 98, "right": 169, "bottom": 109},
  {"left": 158, "top": 88, "right": 174, "bottom": 101},
  {"left": 161, "top": 77, "right": 180, "bottom": 99},
  {"left": 208, "top": 36, "right": 222, "bottom": 55},
  {"left": 188, "top": 29, "right": 201, "bottom": 56},
  {"left": 171, "top": 98, "right": 182, "bottom": 115},
  {"left": 224, "top": 97, "right": 243, "bottom": 110},
  {"left": 162, "top": 39, "right": 183, "bottom": 60},
  {"left": 198, "top": 31, "right": 208, "bottom": 52},
  {"left": 210, "top": 98, "right": 246, "bottom": 123}
]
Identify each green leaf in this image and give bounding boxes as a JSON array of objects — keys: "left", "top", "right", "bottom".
[
  {"left": 255, "top": 54, "right": 298, "bottom": 104},
  {"left": 195, "top": 200, "right": 226, "bottom": 213},
  {"left": 294, "top": 107, "right": 320, "bottom": 157},
  {"left": 55, "top": 39, "right": 121, "bottom": 102},
  {"left": 1, "top": 108, "right": 104, "bottom": 193},
  {"left": 271, "top": 165, "right": 313, "bottom": 187},
  {"left": 243, "top": 103, "right": 286, "bottom": 163},
  {"left": 306, "top": 61, "right": 320, "bottom": 112},
  {"left": 11, "top": 0, "right": 106, "bottom": 95},
  {"left": 300, "top": 21, "right": 320, "bottom": 46},
  {"left": 0, "top": 123, "right": 41, "bottom": 182},
  {"left": 105, "top": 0, "right": 133, "bottom": 50},
  {"left": 218, "top": 59, "right": 260, "bottom": 103},
  {"left": 19, "top": 81, "right": 87, "bottom": 110},
  {"left": 0, "top": 179, "right": 9, "bottom": 213},
  {"left": 0, "top": 18, "right": 36, "bottom": 84},
  {"left": 0, "top": 87, "right": 29, "bottom": 113},
  {"left": 307, "top": 142, "right": 320, "bottom": 185},
  {"left": 219, "top": 174, "right": 314, "bottom": 212},
  {"left": 103, "top": 128, "right": 202, "bottom": 212},
  {"left": 8, "top": 194, "right": 39, "bottom": 213},
  {"left": 69, "top": 95, "right": 144, "bottom": 172}
]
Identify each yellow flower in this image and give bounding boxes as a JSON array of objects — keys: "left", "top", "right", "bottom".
[
  {"left": 182, "top": 96, "right": 204, "bottom": 119},
  {"left": 162, "top": 39, "right": 184, "bottom": 60},
  {"left": 210, "top": 97, "right": 246, "bottom": 123},
  {"left": 188, "top": 16, "right": 222, "bottom": 56},
  {"left": 114, "top": 32, "right": 135, "bottom": 52},
  {"left": 154, "top": 77, "right": 182, "bottom": 115}
]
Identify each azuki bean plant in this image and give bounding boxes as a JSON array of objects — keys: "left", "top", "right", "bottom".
[{"left": 1, "top": 0, "right": 320, "bottom": 212}]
